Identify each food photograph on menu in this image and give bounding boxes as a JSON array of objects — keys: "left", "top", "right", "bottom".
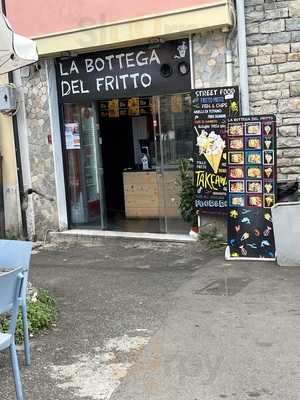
[
  {"left": 229, "top": 167, "right": 244, "bottom": 179},
  {"left": 229, "top": 180, "right": 244, "bottom": 193},
  {"left": 245, "top": 122, "right": 260, "bottom": 135},
  {"left": 229, "top": 138, "right": 243, "bottom": 150},
  {"left": 247, "top": 180, "right": 262, "bottom": 193},
  {"left": 246, "top": 151, "right": 262, "bottom": 165},
  {"left": 246, "top": 137, "right": 261, "bottom": 150},
  {"left": 229, "top": 194, "right": 245, "bottom": 207},
  {"left": 229, "top": 152, "right": 244, "bottom": 165},
  {"left": 247, "top": 195, "right": 262, "bottom": 207},
  {"left": 228, "top": 123, "right": 244, "bottom": 136},
  {"left": 246, "top": 166, "right": 262, "bottom": 179}
]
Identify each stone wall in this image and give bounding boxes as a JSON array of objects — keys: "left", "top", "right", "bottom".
[
  {"left": 22, "top": 61, "right": 59, "bottom": 239},
  {"left": 245, "top": 0, "right": 300, "bottom": 183},
  {"left": 193, "top": 30, "right": 227, "bottom": 88}
]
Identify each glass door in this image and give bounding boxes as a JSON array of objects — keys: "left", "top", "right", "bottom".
[
  {"left": 153, "top": 93, "right": 193, "bottom": 234},
  {"left": 62, "top": 103, "right": 106, "bottom": 228}
]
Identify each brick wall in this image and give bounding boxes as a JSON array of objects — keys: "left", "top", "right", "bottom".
[{"left": 245, "top": 0, "right": 300, "bottom": 183}]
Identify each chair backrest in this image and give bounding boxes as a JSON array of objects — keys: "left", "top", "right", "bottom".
[
  {"left": 0, "top": 267, "right": 24, "bottom": 334},
  {"left": 0, "top": 240, "right": 32, "bottom": 298}
]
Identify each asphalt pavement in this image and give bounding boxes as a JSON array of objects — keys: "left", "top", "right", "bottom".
[{"left": 0, "top": 239, "right": 300, "bottom": 400}]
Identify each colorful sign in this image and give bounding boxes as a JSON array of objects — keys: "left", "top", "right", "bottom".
[
  {"left": 227, "top": 115, "right": 277, "bottom": 259},
  {"left": 65, "top": 122, "right": 80, "bottom": 149},
  {"left": 193, "top": 86, "right": 240, "bottom": 213}
]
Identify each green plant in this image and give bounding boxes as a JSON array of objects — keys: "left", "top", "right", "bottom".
[
  {"left": 199, "top": 226, "right": 227, "bottom": 250},
  {"left": 177, "top": 159, "right": 197, "bottom": 226},
  {"left": 0, "top": 288, "right": 56, "bottom": 344}
]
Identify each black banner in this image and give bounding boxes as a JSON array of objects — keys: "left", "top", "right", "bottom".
[
  {"left": 227, "top": 115, "right": 277, "bottom": 259},
  {"left": 193, "top": 86, "right": 239, "bottom": 213},
  {"left": 56, "top": 39, "right": 190, "bottom": 102}
]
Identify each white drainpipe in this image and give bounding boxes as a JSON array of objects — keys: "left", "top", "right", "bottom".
[
  {"left": 236, "top": 0, "right": 250, "bottom": 115},
  {"left": 225, "top": 1, "right": 236, "bottom": 87}
]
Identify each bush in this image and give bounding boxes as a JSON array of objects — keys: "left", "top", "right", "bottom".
[
  {"left": 177, "top": 159, "right": 197, "bottom": 226},
  {"left": 0, "top": 288, "right": 56, "bottom": 344}
]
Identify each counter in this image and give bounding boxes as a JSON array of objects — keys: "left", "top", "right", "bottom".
[{"left": 123, "top": 169, "right": 181, "bottom": 218}]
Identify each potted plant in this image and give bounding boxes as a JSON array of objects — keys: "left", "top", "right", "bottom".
[{"left": 177, "top": 159, "right": 198, "bottom": 237}]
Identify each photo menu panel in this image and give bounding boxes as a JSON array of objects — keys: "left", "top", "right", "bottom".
[{"left": 227, "top": 115, "right": 276, "bottom": 259}]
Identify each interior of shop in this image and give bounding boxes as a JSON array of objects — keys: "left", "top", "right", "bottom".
[
  {"left": 99, "top": 97, "right": 160, "bottom": 232},
  {"left": 62, "top": 93, "right": 192, "bottom": 234}
]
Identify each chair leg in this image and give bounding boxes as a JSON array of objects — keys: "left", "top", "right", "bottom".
[
  {"left": 21, "top": 301, "right": 31, "bottom": 366},
  {"left": 10, "top": 341, "right": 24, "bottom": 400}
]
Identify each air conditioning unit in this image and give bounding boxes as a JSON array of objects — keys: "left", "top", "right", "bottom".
[{"left": 0, "top": 84, "right": 17, "bottom": 112}]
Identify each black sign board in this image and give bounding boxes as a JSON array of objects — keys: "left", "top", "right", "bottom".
[
  {"left": 56, "top": 39, "right": 190, "bottom": 102},
  {"left": 227, "top": 115, "right": 277, "bottom": 259},
  {"left": 193, "top": 86, "right": 239, "bottom": 213}
]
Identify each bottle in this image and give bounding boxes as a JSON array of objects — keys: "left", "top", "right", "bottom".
[{"left": 141, "top": 154, "right": 149, "bottom": 170}]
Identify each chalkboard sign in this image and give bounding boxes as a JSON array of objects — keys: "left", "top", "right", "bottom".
[
  {"left": 227, "top": 115, "right": 277, "bottom": 260},
  {"left": 193, "top": 86, "right": 239, "bottom": 213},
  {"left": 56, "top": 39, "right": 190, "bottom": 103}
]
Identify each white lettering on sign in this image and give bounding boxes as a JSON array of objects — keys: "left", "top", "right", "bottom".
[
  {"left": 149, "top": 49, "right": 160, "bottom": 65},
  {"left": 136, "top": 51, "right": 148, "bottom": 66},
  {"left": 130, "top": 73, "right": 139, "bottom": 89},
  {"left": 70, "top": 60, "right": 79, "bottom": 75},
  {"left": 115, "top": 53, "right": 125, "bottom": 69},
  {"left": 58, "top": 41, "right": 188, "bottom": 98},
  {"left": 83, "top": 49, "right": 161, "bottom": 73},
  {"left": 59, "top": 61, "right": 79, "bottom": 76},
  {"left": 95, "top": 73, "right": 152, "bottom": 92},
  {"left": 85, "top": 59, "right": 94, "bottom": 73},
  {"left": 119, "top": 74, "right": 129, "bottom": 90},
  {"left": 95, "top": 58, "right": 105, "bottom": 72},
  {"left": 61, "top": 80, "right": 90, "bottom": 96},
  {"left": 141, "top": 73, "right": 151, "bottom": 87},
  {"left": 59, "top": 63, "right": 68, "bottom": 76},
  {"left": 126, "top": 52, "right": 135, "bottom": 68}
]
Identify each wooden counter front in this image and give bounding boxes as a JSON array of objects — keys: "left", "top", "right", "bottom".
[{"left": 123, "top": 170, "right": 181, "bottom": 218}]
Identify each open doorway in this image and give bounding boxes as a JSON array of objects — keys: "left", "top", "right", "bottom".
[
  {"left": 98, "top": 97, "right": 161, "bottom": 232},
  {"left": 100, "top": 116, "right": 135, "bottom": 218}
]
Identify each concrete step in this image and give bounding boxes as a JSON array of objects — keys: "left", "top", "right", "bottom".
[{"left": 49, "top": 229, "right": 197, "bottom": 245}]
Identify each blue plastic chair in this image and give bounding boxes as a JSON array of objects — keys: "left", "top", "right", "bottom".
[
  {"left": 0, "top": 267, "right": 25, "bottom": 400},
  {"left": 0, "top": 240, "right": 32, "bottom": 366}
]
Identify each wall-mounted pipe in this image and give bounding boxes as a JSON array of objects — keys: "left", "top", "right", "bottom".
[
  {"left": 236, "top": 0, "right": 250, "bottom": 115},
  {"left": 225, "top": 0, "right": 237, "bottom": 87}
]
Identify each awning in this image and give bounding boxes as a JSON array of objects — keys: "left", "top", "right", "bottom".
[{"left": 0, "top": 12, "right": 38, "bottom": 74}]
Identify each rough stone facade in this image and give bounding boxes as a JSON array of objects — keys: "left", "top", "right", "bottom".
[
  {"left": 193, "top": 30, "right": 227, "bottom": 88},
  {"left": 245, "top": 0, "right": 300, "bottom": 183},
  {"left": 22, "top": 61, "right": 59, "bottom": 239}
]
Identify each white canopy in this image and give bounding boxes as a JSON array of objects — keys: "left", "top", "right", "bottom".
[{"left": 0, "top": 12, "right": 38, "bottom": 74}]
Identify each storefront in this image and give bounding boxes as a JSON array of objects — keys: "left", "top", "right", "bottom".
[{"left": 56, "top": 39, "right": 194, "bottom": 234}]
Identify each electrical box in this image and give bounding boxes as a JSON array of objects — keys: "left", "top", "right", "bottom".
[{"left": 0, "top": 85, "right": 17, "bottom": 112}]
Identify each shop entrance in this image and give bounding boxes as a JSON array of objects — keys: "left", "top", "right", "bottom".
[
  {"left": 62, "top": 93, "right": 193, "bottom": 234},
  {"left": 98, "top": 97, "right": 161, "bottom": 232}
]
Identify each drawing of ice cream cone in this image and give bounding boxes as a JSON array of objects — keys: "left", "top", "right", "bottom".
[
  {"left": 196, "top": 129, "right": 225, "bottom": 174},
  {"left": 205, "top": 152, "right": 223, "bottom": 173},
  {"left": 264, "top": 125, "right": 271, "bottom": 135},
  {"left": 265, "top": 139, "right": 271, "bottom": 149}
]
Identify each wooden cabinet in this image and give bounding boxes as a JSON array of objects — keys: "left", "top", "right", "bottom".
[{"left": 123, "top": 170, "right": 181, "bottom": 218}]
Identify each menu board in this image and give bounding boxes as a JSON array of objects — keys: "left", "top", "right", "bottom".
[
  {"left": 227, "top": 115, "right": 277, "bottom": 259},
  {"left": 193, "top": 86, "right": 239, "bottom": 213},
  {"left": 100, "top": 97, "right": 153, "bottom": 118}
]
